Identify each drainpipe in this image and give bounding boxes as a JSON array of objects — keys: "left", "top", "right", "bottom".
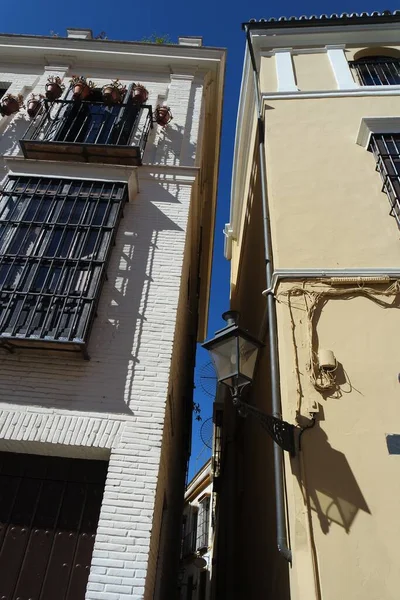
[{"left": 244, "top": 25, "right": 292, "bottom": 564}]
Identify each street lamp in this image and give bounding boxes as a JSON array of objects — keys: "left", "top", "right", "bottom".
[{"left": 203, "top": 311, "right": 296, "bottom": 456}]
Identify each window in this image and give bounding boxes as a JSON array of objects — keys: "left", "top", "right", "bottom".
[
  {"left": 196, "top": 496, "right": 210, "bottom": 550},
  {"left": 45, "top": 87, "right": 139, "bottom": 146},
  {"left": 0, "top": 176, "right": 126, "bottom": 356},
  {"left": 182, "top": 507, "right": 197, "bottom": 557},
  {"left": 369, "top": 134, "right": 400, "bottom": 226},
  {"left": 349, "top": 56, "right": 400, "bottom": 85}
]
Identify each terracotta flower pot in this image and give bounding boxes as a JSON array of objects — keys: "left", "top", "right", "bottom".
[
  {"left": 154, "top": 106, "right": 173, "bottom": 126},
  {"left": 0, "top": 96, "right": 21, "bottom": 117},
  {"left": 45, "top": 82, "right": 63, "bottom": 101},
  {"left": 27, "top": 98, "right": 42, "bottom": 118},
  {"left": 73, "top": 83, "right": 91, "bottom": 100},
  {"left": 132, "top": 84, "right": 149, "bottom": 104},
  {"left": 102, "top": 85, "right": 123, "bottom": 105}
]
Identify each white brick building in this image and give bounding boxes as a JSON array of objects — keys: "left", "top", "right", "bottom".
[{"left": 0, "top": 29, "right": 225, "bottom": 599}]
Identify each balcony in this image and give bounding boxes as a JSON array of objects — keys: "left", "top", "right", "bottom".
[{"left": 20, "top": 98, "right": 153, "bottom": 166}]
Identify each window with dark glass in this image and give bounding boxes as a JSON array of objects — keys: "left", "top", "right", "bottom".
[
  {"left": 350, "top": 56, "right": 400, "bottom": 86},
  {"left": 196, "top": 496, "right": 210, "bottom": 550},
  {"left": 369, "top": 134, "right": 400, "bottom": 226},
  {"left": 0, "top": 176, "right": 126, "bottom": 356},
  {"left": 46, "top": 87, "right": 140, "bottom": 146}
]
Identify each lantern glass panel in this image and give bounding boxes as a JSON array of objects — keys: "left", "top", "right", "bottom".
[
  {"left": 208, "top": 336, "right": 238, "bottom": 385},
  {"left": 238, "top": 335, "right": 259, "bottom": 382}
]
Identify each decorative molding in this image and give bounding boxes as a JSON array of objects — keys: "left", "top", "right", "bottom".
[
  {"left": 272, "top": 267, "right": 400, "bottom": 290},
  {"left": 262, "top": 48, "right": 327, "bottom": 56},
  {"left": 3, "top": 157, "right": 139, "bottom": 200},
  {"left": 0, "top": 408, "right": 124, "bottom": 458},
  {"left": 275, "top": 49, "right": 298, "bottom": 92},
  {"left": 170, "top": 73, "right": 195, "bottom": 80},
  {"left": 356, "top": 116, "right": 400, "bottom": 147},
  {"left": 262, "top": 87, "right": 400, "bottom": 100},
  {"left": 227, "top": 48, "right": 255, "bottom": 259},
  {"left": 0, "top": 38, "right": 225, "bottom": 73},
  {"left": 326, "top": 46, "right": 358, "bottom": 89},
  {"left": 44, "top": 64, "right": 71, "bottom": 72}
]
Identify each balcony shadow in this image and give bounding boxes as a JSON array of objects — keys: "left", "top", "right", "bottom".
[
  {"left": 145, "top": 82, "right": 201, "bottom": 167},
  {"left": 0, "top": 112, "right": 29, "bottom": 175},
  {"left": 294, "top": 412, "right": 370, "bottom": 534},
  {"left": 0, "top": 180, "right": 184, "bottom": 417}
]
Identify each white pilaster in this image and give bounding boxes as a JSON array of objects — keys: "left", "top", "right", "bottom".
[
  {"left": 326, "top": 45, "right": 358, "bottom": 90},
  {"left": 274, "top": 49, "right": 298, "bottom": 92}
]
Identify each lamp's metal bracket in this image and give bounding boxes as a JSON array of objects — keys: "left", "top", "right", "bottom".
[{"left": 233, "top": 395, "right": 296, "bottom": 456}]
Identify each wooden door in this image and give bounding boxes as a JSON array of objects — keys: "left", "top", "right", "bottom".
[{"left": 0, "top": 451, "right": 107, "bottom": 600}]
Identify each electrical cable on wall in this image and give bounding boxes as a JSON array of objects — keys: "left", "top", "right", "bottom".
[{"left": 279, "top": 280, "right": 400, "bottom": 413}]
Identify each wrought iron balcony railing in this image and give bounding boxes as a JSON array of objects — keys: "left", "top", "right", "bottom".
[{"left": 20, "top": 98, "right": 153, "bottom": 166}]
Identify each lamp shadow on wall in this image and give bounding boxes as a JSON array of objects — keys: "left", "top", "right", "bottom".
[{"left": 293, "top": 409, "right": 371, "bottom": 534}]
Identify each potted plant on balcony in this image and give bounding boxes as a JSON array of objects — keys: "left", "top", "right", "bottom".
[
  {"left": 26, "top": 93, "right": 44, "bottom": 118},
  {"left": 132, "top": 83, "right": 149, "bottom": 104},
  {"left": 45, "top": 76, "right": 65, "bottom": 101},
  {"left": 102, "top": 79, "right": 126, "bottom": 104},
  {"left": 0, "top": 93, "right": 24, "bottom": 117},
  {"left": 70, "top": 75, "right": 96, "bottom": 100},
  {"left": 154, "top": 105, "right": 173, "bottom": 126}
]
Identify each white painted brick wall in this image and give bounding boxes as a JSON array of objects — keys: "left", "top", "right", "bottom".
[{"left": 0, "top": 58, "right": 205, "bottom": 600}]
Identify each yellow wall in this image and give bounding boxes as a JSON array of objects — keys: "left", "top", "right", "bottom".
[
  {"left": 263, "top": 95, "right": 400, "bottom": 269},
  {"left": 292, "top": 52, "right": 336, "bottom": 90},
  {"left": 260, "top": 55, "right": 277, "bottom": 92},
  {"left": 346, "top": 44, "right": 400, "bottom": 60},
  {"left": 276, "top": 282, "right": 400, "bottom": 600},
  {"left": 229, "top": 41, "right": 400, "bottom": 600}
]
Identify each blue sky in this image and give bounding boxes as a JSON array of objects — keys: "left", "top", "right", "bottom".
[{"left": 2, "top": 0, "right": 398, "bottom": 478}]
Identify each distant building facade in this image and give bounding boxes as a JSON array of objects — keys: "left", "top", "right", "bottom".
[{"left": 179, "top": 459, "right": 213, "bottom": 600}]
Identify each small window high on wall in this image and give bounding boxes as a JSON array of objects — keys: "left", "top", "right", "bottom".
[{"left": 349, "top": 56, "right": 400, "bottom": 85}]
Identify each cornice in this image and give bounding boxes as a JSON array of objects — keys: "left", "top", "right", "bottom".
[
  {"left": 225, "top": 48, "right": 254, "bottom": 260},
  {"left": 251, "top": 21, "right": 400, "bottom": 55},
  {"left": 0, "top": 36, "right": 226, "bottom": 72},
  {"left": 262, "top": 87, "right": 400, "bottom": 100}
]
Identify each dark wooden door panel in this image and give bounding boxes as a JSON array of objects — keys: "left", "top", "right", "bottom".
[
  {"left": 0, "top": 452, "right": 107, "bottom": 600},
  {"left": 12, "top": 480, "right": 64, "bottom": 599},
  {"left": 65, "top": 484, "right": 104, "bottom": 600}
]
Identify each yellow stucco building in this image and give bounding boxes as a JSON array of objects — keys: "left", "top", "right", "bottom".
[{"left": 218, "top": 11, "right": 400, "bottom": 600}]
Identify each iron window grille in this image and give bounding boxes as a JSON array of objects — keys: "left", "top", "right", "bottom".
[
  {"left": 196, "top": 496, "right": 210, "bottom": 551},
  {"left": 369, "top": 134, "right": 400, "bottom": 226},
  {"left": 0, "top": 176, "right": 127, "bottom": 357},
  {"left": 20, "top": 85, "right": 153, "bottom": 166},
  {"left": 349, "top": 57, "right": 400, "bottom": 86}
]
